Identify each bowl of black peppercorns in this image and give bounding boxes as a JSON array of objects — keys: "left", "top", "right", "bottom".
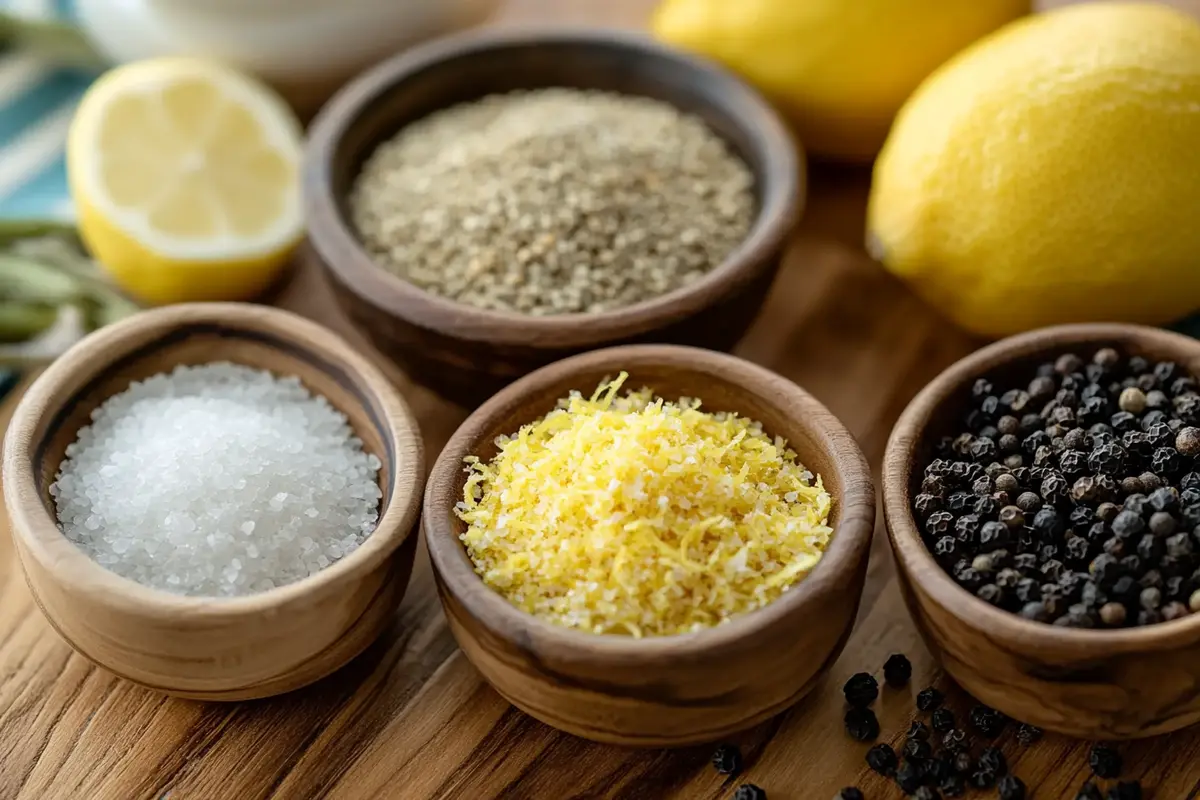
[{"left": 883, "top": 323, "right": 1200, "bottom": 740}]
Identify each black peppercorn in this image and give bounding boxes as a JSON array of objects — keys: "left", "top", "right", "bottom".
[
  {"left": 996, "top": 568, "right": 1021, "bottom": 591},
  {"left": 1111, "top": 511, "right": 1145, "bottom": 539},
  {"left": 933, "top": 536, "right": 959, "bottom": 559},
  {"left": 1167, "top": 532, "right": 1194, "bottom": 558},
  {"left": 907, "top": 719, "right": 931, "bottom": 741},
  {"left": 1142, "top": 408, "right": 1167, "bottom": 429},
  {"left": 912, "top": 494, "right": 940, "bottom": 520},
  {"left": 916, "top": 686, "right": 944, "bottom": 712},
  {"left": 910, "top": 787, "right": 940, "bottom": 800},
  {"left": 1014, "top": 553, "right": 1039, "bottom": 572},
  {"left": 1103, "top": 537, "right": 1126, "bottom": 559},
  {"left": 895, "top": 760, "right": 926, "bottom": 793},
  {"left": 1042, "top": 558, "right": 1066, "bottom": 581},
  {"left": 1106, "top": 781, "right": 1142, "bottom": 800},
  {"left": 733, "top": 784, "right": 767, "bottom": 800},
  {"left": 1056, "top": 353, "right": 1084, "bottom": 374},
  {"left": 969, "top": 768, "right": 998, "bottom": 790},
  {"left": 834, "top": 788, "right": 864, "bottom": 800},
  {"left": 1162, "top": 600, "right": 1189, "bottom": 620},
  {"left": 1041, "top": 472, "right": 1069, "bottom": 501},
  {"left": 973, "top": 495, "right": 999, "bottom": 516},
  {"left": 1014, "top": 577, "right": 1041, "bottom": 603},
  {"left": 866, "top": 742, "right": 898, "bottom": 776},
  {"left": 977, "top": 584, "right": 1004, "bottom": 605},
  {"left": 1137, "top": 534, "right": 1164, "bottom": 564},
  {"left": 930, "top": 707, "right": 955, "bottom": 733},
  {"left": 1177, "top": 394, "right": 1200, "bottom": 425},
  {"left": 842, "top": 672, "right": 878, "bottom": 707},
  {"left": 969, "top": 438, "right": 997, "bottom": 461},
  {"left": 1149, "top": 511, "right": 1177, "bottom": 538},
  {"left": 904, "top": 737, "right": 933, "bottom": 761},
  {"left": 1028, "top": 374, "right": 1055, "bottom": 398},
  {"left": 939, "top": 775, "right": 966, "bottom": 799},
  {"left": 926, "top": 752, "right": 955, "bottom": 784},
  {"left": 977, "top": 746, "right": 1007, "bottom": 776},
  {"left": 1016, "top": 723, "right": 1043, "bottom": 745},
  {"left": 882, "top": 653, "right": 912, "bottom": 687},
  {"left": 1032, "top": 507, "right": 1061, "bottom": 537},
  {"left": 1148, "top": 485, "right": 1180, "bottom": 513},
  {"left": 1152, "top": 446, "right": 1184, "bottom": 475},
  {"left": 941, "top": 728, "right": 967, "bottom": 753},
  {"left": 968, "top": 704, "right": 1005, "bottom": 738},
  {"left": 979, "top": 521, "right": 1011, "bottom": 550},
  {"left": 997, "top": 774, "right": 1026, "bottom": 800},
  {"left": 1066, "top": 535, "right": 1092, "bottom": 563},
  {"left": 711, "top": 743, "right": 742, "bottom": 776},
  {"left": 844, "top": 707, "right": 879, "bottom": 741},
  {"left": 1088, "top": 744, "right": 1122, "bottom": 778}
]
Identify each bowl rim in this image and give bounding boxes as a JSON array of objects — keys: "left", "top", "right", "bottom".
[
  {"left": 303, "top": 26, "right": 804, "bottom": 348},
  {"left": 423, "top": 343, "right": 876, "bottom": 663},
  {"left": 883, "top": 322, "right": 1200, "bottom": 651},
  {"left": 2, "top": 302, "right": 426, "bottom": 621}
]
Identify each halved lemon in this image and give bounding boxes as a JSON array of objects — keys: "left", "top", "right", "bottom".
[{"left": 67, "top": 58, "right": 304, "bottom": 305}]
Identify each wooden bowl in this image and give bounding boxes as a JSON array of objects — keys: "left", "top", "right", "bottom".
[
  {"left": 2, "top": 303, "right": 425, "bottom": 701},
  {"left": 883, "top": 323, "right": 1200, "bottom": 739},
  {"left": 303, "top": 28, "right": 803, "bottom": 408},
  {"left": 424, "top": 345, "right": 874, "bottom": 746}
]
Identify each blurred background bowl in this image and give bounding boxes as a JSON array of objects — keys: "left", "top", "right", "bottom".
[{"left": 303, "top": 28, "right": 803, "bottom": 408}]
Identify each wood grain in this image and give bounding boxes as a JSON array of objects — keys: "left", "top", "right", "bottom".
[
  {"left": 2, "top": 304, "right": 425, "bottom": 701},
  {"left": 2, "top": 1, "right": 1200, "bottom": 799},
  {"left": 884, "top": 325, "right": 1200, "bottom": 740},
  {"left": 303, "top": 28, "right": 801, "bottom": 407},
  {"left": 424, "top": 345, "right": 875, "bottom": 746}
]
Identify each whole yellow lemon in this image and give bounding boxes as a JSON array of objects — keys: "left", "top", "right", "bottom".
[
  {"left": 867, "top": 2, "right": 1200, "bottom": 338},
  {"left": 651, "top": 0, "right": 1028, "bottom": 161}
]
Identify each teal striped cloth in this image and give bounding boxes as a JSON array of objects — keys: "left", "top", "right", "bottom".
[{"left": 0, "top": 0, "right": 94, "bottom": 220}]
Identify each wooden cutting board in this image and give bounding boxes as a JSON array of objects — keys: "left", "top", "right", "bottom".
[{"left": 3, "top": 2, "right": 1200, "bottom": 798}]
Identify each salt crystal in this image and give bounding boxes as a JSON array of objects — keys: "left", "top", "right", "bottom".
[{"left": 50, "top": 362, "right": 384, "bottom": 597}]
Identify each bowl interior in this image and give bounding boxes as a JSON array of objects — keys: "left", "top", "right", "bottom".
[
  {"left": 427, "top": 346, "right": 873, "bottom": 653},
  {"left": 323, "top": 34, "right": 786, "bottom": 246},
  {"left": 32, "top": 321, "right": 397, "bottom": 530},
  {"left": 898, "top": 328, "right": 1200, "bottom": 515}
]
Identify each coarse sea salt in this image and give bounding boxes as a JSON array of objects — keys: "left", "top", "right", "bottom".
[{"left": 50, "top": 362, "right": 383, "bottom": 597}]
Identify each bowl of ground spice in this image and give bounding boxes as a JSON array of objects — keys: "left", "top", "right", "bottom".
[
  {"left": 303, "top": 28, "right": 802, "bottom": 407},
  {"left": 884, "top": 323, "right": 1200, "bottom": 739},
  {"left": 2, "top": 303, "right": 425, "bottom": 700},
  {"left": 424, "top": 344, "right": 874, "bottom": 746}
]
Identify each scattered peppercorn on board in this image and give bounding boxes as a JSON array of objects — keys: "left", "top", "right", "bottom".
[{"left": 3, "top": 1, "right": 1200, "bottom": 798}]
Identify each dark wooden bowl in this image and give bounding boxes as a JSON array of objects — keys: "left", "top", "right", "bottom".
[
  {"left": 2, "top": 303, "right": 425, "bottom": 700},
  {"left": 883, "top": 323, "right": 1200, "bottom": 739},
  {"left": 303, "top": 28, "right": 803, "bottom": 408},
  {"left": 424, "top": 344, "right": 874, "bottom": 746}
]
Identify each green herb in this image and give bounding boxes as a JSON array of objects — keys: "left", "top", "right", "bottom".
[
  {"left": 0, "top": 13, "right": 107, "bottom": 70},
  {"left": 0, "top": 223, "right": 140, "bottom": 367}
]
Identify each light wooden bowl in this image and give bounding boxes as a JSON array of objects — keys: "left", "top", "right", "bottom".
[
  {"left": 2, "top": 303, "right": 425, "bottom": 701},
  {"left": 883, "top": 323, "right": 1200, "bottom": 739},
  {"left": 424, "top": 345, "right": 875, "bottom": 746},
  {"left": 303, "top": 28, "right": 803, "bottom": 408}
]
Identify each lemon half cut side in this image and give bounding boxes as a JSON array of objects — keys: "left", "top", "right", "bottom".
[{"left": 68, "top": 58, "right": 305, "bottom": 305}]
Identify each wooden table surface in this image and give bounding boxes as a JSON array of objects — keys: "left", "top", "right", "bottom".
[{"left": 4, "top": 1, "right": 1200, "bottom": 798}]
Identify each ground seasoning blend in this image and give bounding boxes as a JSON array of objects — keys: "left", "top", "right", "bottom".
[
  {"left": 350, "top": 88, "right": 755, "bottom": 315},
  {"left": 456, "top": 373, "right": 833, "bottom": 637},
  {"left": 913, "top": 348, "right": 1200, "bottom": 627}
]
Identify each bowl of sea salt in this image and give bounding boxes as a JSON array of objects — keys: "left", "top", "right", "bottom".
[{"left": 2, "top": 303, "right": 425, "bottom": 700}]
